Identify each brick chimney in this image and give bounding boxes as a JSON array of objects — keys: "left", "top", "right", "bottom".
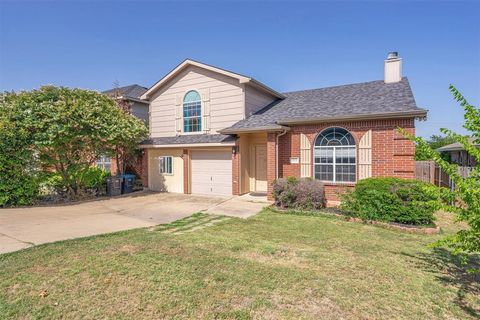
[{"left": 384, "top": 52, "right": 402, "bottom": 83}]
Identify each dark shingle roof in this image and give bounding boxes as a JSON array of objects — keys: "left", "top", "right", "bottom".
[
  {"left": 141, "top": 134, "right": 236, "bottom": 146},
  {"left": 222, "top": 78, "right": 426, "bottom": 132},
  {"left": 103, "top": 84, "right": 148, "bottom": 100}
]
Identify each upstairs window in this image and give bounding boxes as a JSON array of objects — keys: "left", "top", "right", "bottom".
[
  {"left": 314, "top": 127, "right": 356, "bottom": 182},
  {"left": 183, "top": 90, "right": 202, "bottom": 133}
]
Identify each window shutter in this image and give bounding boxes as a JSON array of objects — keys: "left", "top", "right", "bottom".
[
  {"left": 358, "top": 130, "right": 372, "bottom": 180},
  {"left": 175, "top": 94, "right": 182, "bottom": 134},
  {"left": 202, "top": 89, "right": 210, "bottom": 133},
  {"left": 300, "top": 133, "right": 312, "bottom": 178}
]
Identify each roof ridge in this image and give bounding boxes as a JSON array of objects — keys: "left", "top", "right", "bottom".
[{"left": 282, "top": 77, "right": 409, "bottom": 95}]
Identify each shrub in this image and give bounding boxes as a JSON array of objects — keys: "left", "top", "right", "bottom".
[
  {"left": 340, "top": 177, "right": 441, "bottom": 225},
  {"left": 79, "top": 167, "right": 110, "bottom": 190},
  {"left": 39, "top": 167, "right": 109, "bottom": 199},
  {"left": 273, "top": 177, "right": 325, "bottom": 210},
  {"left": 0, "top": 99, "right": 40, "bottom": 207}
]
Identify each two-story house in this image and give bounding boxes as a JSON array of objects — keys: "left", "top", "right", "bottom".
[{"left": 139, "top": 52, "right": 427, "bottom": 205}]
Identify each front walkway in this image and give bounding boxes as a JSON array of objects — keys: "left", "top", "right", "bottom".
[
  {"left": 0, "top": 192, "right": 271, "bottom": 254},
  {"left": 206, "top": 193, "right": 272, "bottom": 218}
]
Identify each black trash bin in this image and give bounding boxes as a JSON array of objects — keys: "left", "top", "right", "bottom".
[
  {"left": 121, "top": 174, "right": 136, "bottom": 194},
  {"left": 106, "top": 176, "right": 122, "bottom": 196}
]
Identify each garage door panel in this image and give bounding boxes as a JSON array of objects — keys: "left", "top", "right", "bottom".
[{"left": 191, "top": 150, "right": 232, "bottom": 196}]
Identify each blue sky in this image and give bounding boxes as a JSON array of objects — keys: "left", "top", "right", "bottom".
[{"left": 0, "top": 1, "right": 479, "bottom": 138}]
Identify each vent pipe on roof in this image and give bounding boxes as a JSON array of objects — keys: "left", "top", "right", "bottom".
[{"left": 384, "top": 51, "right": 402, "bottom": 84}]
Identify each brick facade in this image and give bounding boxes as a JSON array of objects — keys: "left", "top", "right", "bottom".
[
  {"left": 232, "top": 144, "right": 240, "bottom": 196},
  {"left": 183, "top": 149, "right": 190, "bottom": 194},
  {"left": 140, "top": 150, "right": 149, "bottom": 188},
  {"left": 267, "top": 118, "right": 416, "bottom": 202}
]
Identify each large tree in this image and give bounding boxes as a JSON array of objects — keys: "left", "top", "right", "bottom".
[
  {"left": 402, "top": 85, "right": 480, "bottom": 260},
  {"left": 0, "top": 86, "right": 148, "bottom": 201}
]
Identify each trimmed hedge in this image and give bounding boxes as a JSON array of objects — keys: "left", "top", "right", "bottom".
[
  {"left": 273, "top": 177, "right": 325, "bottom": 210},
  {"left": 340, "top": 177, "right": 440, "bottom": 226}
]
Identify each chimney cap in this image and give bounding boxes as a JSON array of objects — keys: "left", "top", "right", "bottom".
[{"left": 387, "top": 52, "right": 399, "bottom": 60}]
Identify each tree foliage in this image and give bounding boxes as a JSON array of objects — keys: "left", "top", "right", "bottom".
[
  {"left": 401, "top": 85, "right": 480, "bottom": 260},
  {"left": 415, "top": 134, "right": 457, "bottom": 161},
  {"left": 0, "top": 86, "right": 148, "bottom": 204},
  {"left": 0, "top": 94, "right": 40, "bottom": 206}
]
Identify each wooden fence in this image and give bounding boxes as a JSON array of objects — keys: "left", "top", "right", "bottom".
[{"left": 415, "top": 161, "right": 473, "bottom": 189}]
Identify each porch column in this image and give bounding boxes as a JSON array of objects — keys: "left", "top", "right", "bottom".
[
  {"left": 183, "top": 149, "right": 190, "bottom": 194},
  {"left": 141, "top": 149, "right": 149, "bottom": 189},
  {"left": 232, "top": 143, "right": 240, "bottom": 196},
  {"left": 266, "top": 133, "right": 277, "bottom": 201}
]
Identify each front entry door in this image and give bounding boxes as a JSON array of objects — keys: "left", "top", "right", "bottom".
[{"left": 254, "top": 145, "right": 267, "bottom": 192}]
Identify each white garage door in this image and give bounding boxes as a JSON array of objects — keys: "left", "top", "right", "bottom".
[{"left": 191, "top": 150, "right": 232, "bottom": 196}]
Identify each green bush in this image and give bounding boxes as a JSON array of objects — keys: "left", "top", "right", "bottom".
[
  {"left": 39, "top": 167, "right": 109, "bottom": 198},
  {"left": 79, "top": 167, "right": 110, "bottom": 190},
  {"left": 340, "top": 177, "right": 441, "bottom": 225},
  {"left": 0, "top": 102, "right": 40, "bottom": 207},
  {"left": 273, "top": 177, "right": 325, "bottom": 210}
]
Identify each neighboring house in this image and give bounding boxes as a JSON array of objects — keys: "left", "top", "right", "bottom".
[
  {"left": 138, "top": 52, "right": 427, "bottom": 205},
  {"left": 437, "top": 137, "right": 478, "bottom": 167},
  {"left": 100, "top": 84, "right": 149, "bottom": 176},
  {"left": 102, "top": 84, "right": 149, "bottom": 124}
]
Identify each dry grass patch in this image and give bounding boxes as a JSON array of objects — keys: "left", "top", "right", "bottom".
[{"left": 0, "top": 209, "right": 478, "bottom": 319}]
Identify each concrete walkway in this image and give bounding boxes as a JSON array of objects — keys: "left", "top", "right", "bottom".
[
  {"left": 205, "top": 193, "right": 272, "bottom": 218},
  {"left": 0, "top": 192, "right": 270, "bottom": 254}
]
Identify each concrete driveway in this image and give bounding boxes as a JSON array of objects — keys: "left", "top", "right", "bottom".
[
  {"left": 0, "top": 192, "right": 270, "bottom": 255},
  {"left": 0, "top": 193, "right": 225, "bottom": 254}
]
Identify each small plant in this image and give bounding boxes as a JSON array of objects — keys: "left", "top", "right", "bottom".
[
  {"left": 340, "top": 177, "right": 444, "bottom": 226},
  {"left": 272, "top": 177, "right": 325, "bottom": 210}
]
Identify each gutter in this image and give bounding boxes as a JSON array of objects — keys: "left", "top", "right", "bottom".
[
  {"left": 276, "top": 110, "right": 428, "bottom": 125},
  {"left": 116, "top": 96, "right": 150, "bottom": 105},
  {"left": 139, "top": 142, "right": 236, "bottom": 149},
  {"left": 219, "top": 125, "right": 290, "bottom": 135}
]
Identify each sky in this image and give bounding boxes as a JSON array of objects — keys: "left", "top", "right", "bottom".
[{"left": 0, "top": 0, "right": 479, "bottom": 138}]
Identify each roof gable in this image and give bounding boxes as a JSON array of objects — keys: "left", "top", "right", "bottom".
[{"left": 141, "top": 59, "right": 284, "bottom": 100}]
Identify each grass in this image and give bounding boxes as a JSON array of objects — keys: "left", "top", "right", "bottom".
[{"left": 0, "top": 209, "right": 479, "bottom": 319}]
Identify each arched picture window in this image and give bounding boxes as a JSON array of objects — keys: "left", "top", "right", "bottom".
[
  {"left": 314, "top": 127, "right": 356, "bottom": 182},
  {"left": 183, "top": 90, "right": 202, "bottom": 133}
]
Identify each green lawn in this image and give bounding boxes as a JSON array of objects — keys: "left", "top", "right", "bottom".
[{"left": 1, "top": 209, "right": 479, "bottom": 319}]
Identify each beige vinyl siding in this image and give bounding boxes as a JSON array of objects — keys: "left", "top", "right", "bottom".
[
  {"left": 149, "top": 65, "right": 245, "bottom": 137},
  {"left": 245, "top": 86, "right": 277, "bottom": 116}
]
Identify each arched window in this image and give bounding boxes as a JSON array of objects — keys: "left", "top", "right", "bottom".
[
  {"left": 314, "top": 127, "right": 356, "bottom": 182},
  {"left": 183, "top": 90, "right": 202, "bottom": 133}
]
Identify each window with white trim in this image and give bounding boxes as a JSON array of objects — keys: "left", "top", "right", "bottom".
[
  {"left": 96, "top": 156, "right": 111, "bottom": 172},
  {"left": 159, "top": 156, "right": 173, "bottom": 175},
  {"left": 314, "top": 127, "right": 356, "bottom": 182},
  {"left": 183, "top": 90, "right": 202, "bottom": 133}
]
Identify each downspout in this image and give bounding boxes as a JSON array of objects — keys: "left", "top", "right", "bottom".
[{"left": 276, "top": 130, "right": 288, "bottom": 179}]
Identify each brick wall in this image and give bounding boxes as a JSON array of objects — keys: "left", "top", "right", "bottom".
[
  {"left": 267, "top": 133, "right": 277, "bottom": 199},
  {"left": 183, "top": 149, "right": 190, "bottom": 194},
  {"left": 232, "top": 144, "right": 240, "bottom": 196},
  {"left": 268, "top": 118, "right": 416, "bottom": 202},
  {"left": 141, "top": 150, "right": 149, "bottom": 188}
]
